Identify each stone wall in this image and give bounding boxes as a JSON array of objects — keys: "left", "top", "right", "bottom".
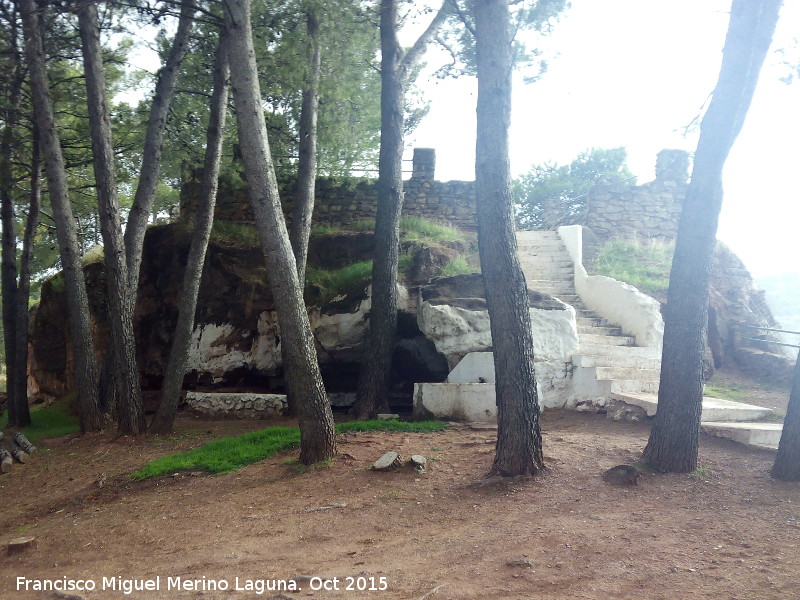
[
  {"left": 580, "top": 149, "right": 689, "bottom": 241},
  {"left": 179, "top": 148, "right": 478, "bottom": 231}
]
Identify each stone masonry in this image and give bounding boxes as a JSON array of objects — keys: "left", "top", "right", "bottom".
[{"left": 179, "top": 148, "right": 478, "bottom": 231}]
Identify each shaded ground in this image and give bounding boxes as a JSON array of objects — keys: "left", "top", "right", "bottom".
[
  {"left": 1, "top": 408, "right": 798, "bottom": 600},
  {"left": 708, "top": 365, "right": 792, "bottom": 414}
]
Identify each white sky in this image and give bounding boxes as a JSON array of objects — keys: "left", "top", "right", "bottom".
[{"left": 408, "top": 0, "right": 800, "bottom": 279}]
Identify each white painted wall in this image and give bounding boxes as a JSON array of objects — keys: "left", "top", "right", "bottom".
[{"left": 558, "top": 225, "right": 664, "bottom": 348}]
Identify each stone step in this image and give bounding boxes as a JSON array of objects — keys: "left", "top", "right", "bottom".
[
  {"left": 578, "top": 325, "right": 624, "bottom": 337},
  {"left": 573, "top": 353, "right": 662, "bottom": 370},
  {"left": 577, "top": 317, "right": 607, "bottom": 327},
  {"left": 580, "top": 333, "right": 636, "bottom": 346},
  {"left": 611, "top": 392, "right": 774, "bottom": 422},
  {"left": 595, "top": 366, "right": 661, "bottom": 382},
  {"left": 516, "top": 243, "right": 567, "bottom": 251},
  {"left": 701, "top": 422, "right": 782, "bottom": 450},
  {"left": 577, "top": 345, "right": 661, "bottom": 360},
  {"left": 521, "top": 265, "right": 574, "bottom": 275},
  {"left": 516, "top": 231, "right": 561, "bottom": 240},
  {"left": 527, "top": 280, "right": 575, "bottom": 289},
  {"left": 610, "top": 379, "right": 659, "bottom": 394}
]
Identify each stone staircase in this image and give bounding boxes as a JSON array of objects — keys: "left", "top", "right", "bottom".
[{"left": 516, "top": 231, "right": 781, "bottom": 450}]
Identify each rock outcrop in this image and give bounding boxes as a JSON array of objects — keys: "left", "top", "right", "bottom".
[{"left": 28, "top": 223, "right": 459, "bottom": 402}]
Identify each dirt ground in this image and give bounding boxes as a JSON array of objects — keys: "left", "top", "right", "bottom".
[{"left": 2, "top": 390, "right": 799, "bottom": 600}]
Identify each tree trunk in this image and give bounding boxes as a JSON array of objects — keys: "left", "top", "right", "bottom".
[
  {"left": 97, "top": 0, "right": 193, "bottom": 415},
  {"left": 352, "top": 0, "right": 404, "bottom": 420},
  {"left": 772, "top": 352, "right": 800, "bottom": 480},
  {"left": 78, "top": 1, "right": 144, "bottom": 436},
  {"left": 19, "top": 0, "right": 103, "bottom": 432},
  {"left": 150, "top": 31, "right": 230, "bottom": 435},
  {"left": 223, "top": 0, "right": 335, "bottom": 465},
  {"left": 352, "top": 0, "right": 450, "bottom": 420},
  {"left": 289, "top": 3, "right": 321, "bottom": 285},
  {"left": 123, "top": 0, "right": 194, "bottom": 291},
  {"left": 11, "top": 131, "right": 40, "bottom": 428},
  {"left": 643, "top": 0, "right": 782, "bottom": 473},
  {"left": 0, "top": 12, "right": 22, "bottom": 424},
  {"left": 475, "top": 0, "right": 544, "bottom": 477}
]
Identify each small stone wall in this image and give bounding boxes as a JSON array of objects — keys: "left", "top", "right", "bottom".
[
  {"left": 582, "top": 149, "right": 689, "bottom": 241},
  {"left": 179, "top": 148, "right": 478, "bottom": 231},
  {"left": 184, "top": 392, "right": 288, "bottom": 419}
]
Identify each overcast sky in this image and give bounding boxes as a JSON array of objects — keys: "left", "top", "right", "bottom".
[{"left": 408, "top": 0, "right": 800, "bottom": 279}]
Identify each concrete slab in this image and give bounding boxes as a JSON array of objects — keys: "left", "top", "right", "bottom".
[
  {"left": 701, "top": 422, "right": 782, "bottom": 450},
  {"left": 413, "top": 382, "right": 497, "bottom": 423},
  {"left": 610, "top": 392, "right": 774, "bottom": 422}
]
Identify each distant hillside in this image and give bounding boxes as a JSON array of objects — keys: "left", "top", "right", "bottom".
[{"left": 757, "top": 273, "right": 800, "bottom": 351}]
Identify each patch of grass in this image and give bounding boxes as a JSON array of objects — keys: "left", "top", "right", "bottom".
[
  {"left": 352, "top": 219, "right": 376, "bottom": 231},
  {"left": 400, "top": 217, "right": 465, "bottom": 244},
  {"left": 593, "top": 238, "right": 674, "bottom": 293},
  {"left": 132, "top": 419, "right": 447, "bottom": 480},
  {"left": 131, "top": 426, "right": 301, "bottom": 480},
  {"left": 439, "top": 255, "right": 478, "bottom": 277},
  {"left": 704, "top": 383, "right": 747, "bottom": 401},
  {"left": 336, "top": 419, "right": 448, "bottom": 434},
  {"left": 310, "top": 224, "right": 344, "bottom": 236},
  {"left": 306, "top": 260, "right": 373, "bottom": 302},
  {"left": 691, "top": 466, "right": 712, "bottom": 479},
  {"left": 0, "top": 400, "right": 79, "bottom": 444},
  {"left": 211, "top": 220, "right": 260, "bottom": 245}
]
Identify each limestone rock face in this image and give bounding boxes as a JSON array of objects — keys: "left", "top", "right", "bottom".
[
  {"left": 709, "top": 244, "right": 794, "bottom": 381},
  {"left": 417, "top": 274, "right": 579, "bottom": 369},
  {"left": 27, "top": 223, "right": 455, "bottom": 399},
  {"left": 416, "top": 274, "right": 579, "bottom": 409}
]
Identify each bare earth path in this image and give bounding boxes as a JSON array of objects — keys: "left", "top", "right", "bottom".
[{"left": 1, "top": 410, "right": 798, "bottom": 600}]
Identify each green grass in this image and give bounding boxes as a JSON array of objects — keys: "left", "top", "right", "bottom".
[
  {"left": 211, "top": 220, "right": 261, "bottom": 245},
  {"left": 336, "top": 419, "right": 448, "bottom": 434},
  {"left": 131, "top": 426, "right": 301, "bottom": 480},
  {"left": 399, "top": 217, "right": 465, "bottom": 244},
  {"left": 440, "top": 255, "right": 478, "bottom": 277},
  {"left": 306, "top": 260, "right": 374, "bottom": 302},
  {"left": 691, "top": 466, "right": 712, "bottom": 479},
  {"left": 310, "top": 224, "right": 344, "bottom": 236},
  {"left": 131, "top": 419, "right": 447, "bottom": 480},
  {"left": 0, "top": 400, "right": 79, "bottom": 444},
  {"left": 347, "top": 217, "right": 465, "bottom": 246},
  {"left": 704, "top": 383, "right": 747, "bottom": 401},
  {"left": 593, "top": 238, "right": 674, "bottom": 293}
]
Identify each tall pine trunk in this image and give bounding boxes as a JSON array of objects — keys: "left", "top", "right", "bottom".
[
  {"left": 223, "top": 0, "right": 335, "bottom": 465},
  {"left": 19, "top": 0, "right": 103, "bottom": 432},
  {"left": 11, "top": 132, "right": 41, "bottom": 428},
  {"left": 771, "top": 352, "right": 800, "bottom": 480},
  {"left": 289, "top": 3, "right": 321, "bottom": 285},
  {"left": 352, "top": 0, "right": 404, "bottom": 420},
  {"left": 643, "top": 0, "right": 782, "bottom": 473},
  {"left": 0, "top": 7, "right": 22, "bottom": 424},
  {"left": 150, "top": 31, "right": 230, "bottom": 435},
  {"left": 96, "top": 0, "right": 194, "bottom": 416},
  {"left": 123, "top": 0, "right": 194, "bottom": 291},
  {"left": 78, "top": 1, "right": 145, "bottom": 436},
  {"left": 475, "top": 0, "right": 544, "bottom": 477},
  {"left": 353, "top": 0, "right": 449, "bottom": 419}
]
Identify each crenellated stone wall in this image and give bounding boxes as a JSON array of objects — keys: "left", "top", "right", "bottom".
[
  {"left": 179, "top": 148, "right": 478, "bottom": 231},
  {"left": 580, "top": 149, "right": 689, "bottom": 241}
]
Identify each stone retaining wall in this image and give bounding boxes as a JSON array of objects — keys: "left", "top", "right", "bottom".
[{"left": 179, "top": 148, "right": 478, "bottom": 231}]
